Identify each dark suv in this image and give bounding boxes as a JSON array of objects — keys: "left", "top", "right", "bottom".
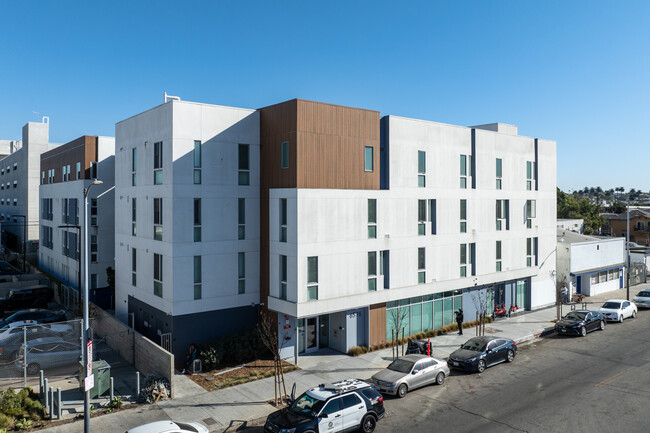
[
  {"left": 0, "top": 285, "right": 53, "bottom": 316},
  {"left": 265, "top": 379, "right": 385, "bottom": 433}
]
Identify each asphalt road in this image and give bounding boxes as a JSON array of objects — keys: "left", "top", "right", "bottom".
[{"left": 375, "top": 309, "right": 650, "bottom": 433}]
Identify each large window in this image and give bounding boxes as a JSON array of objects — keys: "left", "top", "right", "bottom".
[
  {"left": 386, "top": 291, "right": 462, "bottom": 338},
  {"left": 154, "top": 141, "right": 163, "bottom": 185},
  {"left": 238, "top": 144, "right": 250, "bottom": 185},
  {"left": 193, "top": 140, "right": 201, "bottom": 184},
  {"left": 368, "top": 252, "right": 377, "bottom": 291},
  {"left": 153, "top": 253, "right": 163, "bottom": 297},
  {"left": 364, "top": 146, "right": 374, "bottom": 172},
  {"left": 496, "top": 158, "right": 502, "bottom": 190},
  {"left": 496, "top": 199, "right": 509, "bottom": 231},
  {"left": 194, "top": 256, "right": 202, "bottom": 299},
  {"left": 280, "top": 255, "right": 287, "bottom": 300},
  {"left": 418, "top": 151, "right": 426, "bottom": 187},
  {"left": 418, "top": 199, "right": 426, "bottom": 236},
  {"left": 307, "top": 257, "right": 318, "bottom": 300},
  {"left": 153, "top": 198, "right": 163, "bottom": 241},
  {"left": 194, "top": 198, "right": 201, "bottom": 242},
  {"left": 368, "top": 199, "right": 377, "bottom": 239},
  {"left": 280, "top": 198, "right": 287, "bottom": 242},
  {"left": 460, "top": 199, "right": 467, "bottom": 233},
  {"left": 281, "top": 141, "right": 289, "bottom": 169},
  {"left": 238, "top": 198, "right": 245, "bottom": 240},
  {"left": 418, "top": 248, "right": 425, "bottom": 284},
  {"left": 238, "top": 252, "right": 245, "bottom": 294}
]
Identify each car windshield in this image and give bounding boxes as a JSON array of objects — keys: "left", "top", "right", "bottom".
[
  {"left": 387, "top": 359, "right": 414, "bottom": 373},
  {"left": 289, "top": 392, "right": 325, "bottom": 416},
  {"left": 637, "top": 291, "right": 650, "bottom": 297},
  {"left": 601, "top": 302, "right": 621, "bottom": 309},
  {"left": 460, "top": 338, "right": 487, "bottom": 352},
  {"left": 564, "top": 312, "right": 586, "bottom": 320}
]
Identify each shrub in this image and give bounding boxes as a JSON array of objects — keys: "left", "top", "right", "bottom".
[
  {"left": 0, "top": 414, "right": 14, "bottom": 430},
  {"left": 15, "top": 418, "right": 31, "bottom": 430},
  {"left": 198, "top": 326, "right": 269, "bottom": 371},
  {"left": 347, "top": 346, "right": 369, "bottom": 357},
  {"left": 109, "top": 396, "right": 123, "bottom": 410}
]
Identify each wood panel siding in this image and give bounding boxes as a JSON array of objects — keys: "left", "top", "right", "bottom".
[
  {"left": 40, "top": 136, "right": 98, "bottom": 184},
  {"left": 368, "top": 303, "right": 387, "bottom": 347}
]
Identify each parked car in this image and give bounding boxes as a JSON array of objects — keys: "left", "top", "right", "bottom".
[
  {"left": 0, "top": 285, "right": 52, "bottom": 316},
  {"left": 632, "top": 290, "right": 650, "bottom": 309},
  {"left": 448, "top": 336, "right": 517, "bottom": 373},
  {"left": 0, "top": 325, "right": 68, "bottom": 361},
  {"left": 554, "top": 310, "right": 605, "bottom": 336},
  {"left": 0, "top": 309, "right": 66, "bottom": 328},
  {"left": 370, "top": 354, "right": 449, "bottom": 398},
  {"left": 125, "top": 421, "right": 208, "bottom": 433},
  {"left": 14, "top": 337, "right": 84, "bottom": 375},
  {"left": 0, "top": 261, "right": 21, "bottom": 276},
  {"left": 599, "top": 299, "right": 637, "bottom": 322},
  {"left": 264, "top": 379, "right": 385, "bottom": 433}
]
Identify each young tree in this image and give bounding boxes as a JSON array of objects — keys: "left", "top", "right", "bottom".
[
  {"left": 470, "top": 289, "right": 490, "bottom": 336},
  {"left": 258, "top": 309, "right": 291, "bottom": 406},
  {"left": 387, "top": 306, "right": 408, "bottom": 359}
]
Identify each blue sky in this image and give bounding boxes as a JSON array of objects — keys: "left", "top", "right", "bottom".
[{"left": 0, "top": 1, "right": 647, "bottom": 192}]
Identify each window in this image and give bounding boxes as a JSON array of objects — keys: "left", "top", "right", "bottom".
[
  {"left": 41, "top": 172, "right": 44, "bottom": 185},
  {"left": 41, "top": 226, "right": 53, "bottom": 249},
  {"left": 193, "top": 140, "right": 201, "bottom": 184},
  {"left": 280, "top": 255, "right": 287, "bottom": 300},
  {"left": 131, "top": 248, "right": 137, "bottom": 286},
  {"left": 41, "top": 198, "right": 53, "bottom": 221},
  {"left": 194, "top": 256, "right": 202, "bottom": 300},
  {"left": 496, "top": 158, "right": 502, "bottom": 189},
  {"left": 62, "top": 165, "right": 67, "bottom": 182},
  {"left": 238, "top": 198, "right": 245, "bottom": 240},
  {"left": 460, "top": 154, "right": 472, "bottom": 188},
  {"left": 429, "top": 199, "right": 437, "bottom": 235},
  {"left": 13, "top": 199, "right": 16, "bottom": 206},
  {"left": 90, "top": 274, "right": 97, "bottom": 290},
  {"left": 90, "top": 162, "right": 98, "bottom": 179},
  {"left": 12, "top": 181, "right": 16, "bottom": 189},
  {"left": 368, "top": 251, "right": 377, "bottom": 291},
  {"left": 238, "top": 144, "right": 250, "bottom": 185},
  {"left": 460, "top": 244, "right": 467, "bottom": 277},
  {"left": 76, "top": 162, "right": 81, "bottom": 180},
  {"left": 280, "top": 198, "right": 287, "bottom": 242},
  {"left": 91, "top": 234, "right": 98, "bottom": 262},
  {"left": 91, "top": 198, "right": 98, "bottom": 226},
  {"left": 418, "top": 151, "right": 426, "bottom": 187},
  {"left": 238, "top": 252, "right": 245, "bottom": 294},
  {"left": 132, "top": 148, "right": 137, "bottom": 186},
  {"left": 496, "top": 199, "right": 509, "bottom": 231},
  {"left": 67, "top": 165, "right": 71, "bottom": 181},
  {"left": 418, "top": 248, "right": 425, "bottom": 283},
  {"left": 153, "top": 198, "right": 163, "bottom": 241},
  {"left": 153, "top": 253, "right": 163, "bottom": 297},
  {"left": 526, "top": 161, "right": 535, "bottom": 190},
  {"left": 368, "top": 199, "right": 377, "bottom": 239},
  {"left": 460, "top": 199, "right": 467, "bottom": 233},
  {"left": 154, "top": 141, "right": 163, "bottom": 184},
  {"left": 13, "top": 163, "right": 17, "bottom": 171},
  {"left": 131, "top": 198, "right": 137, "bottom": 236},
  {"left": 380, "top": 250, "right": 390, "bottom": 289},
  {"left": 307, "top": 257, "right": 318, "bottom": 300},
  {"left": 526, "top": 200, "right": 536, "bottom": 228},
  {"left": 636, "top": 221, "right": 645, "bottom": 231},
  {"left": 364, "top": 146, "right": 374, "bottom": 172},
  {"left": 281, "top": 141, "right": 289, "bottom": 169},
  {"left": 418, "top": 199, "right": 426, "bottom": 235},
  {"left": 496, "top": 241, "right": 502, "bottom": 271},
  {"left": 194, "top": 198, "right": 201, "bottom": 242},
  {"left": 527, "top": 237, "right": 538, "bottom": 267}
]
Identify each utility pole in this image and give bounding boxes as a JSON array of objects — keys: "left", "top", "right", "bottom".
[{"left": 626, "top": 200, "right": 630, "bottom": 301}]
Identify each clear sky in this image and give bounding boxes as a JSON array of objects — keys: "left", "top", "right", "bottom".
[{"left": 0, "top": 1, "right": 647, "bottom": 192}]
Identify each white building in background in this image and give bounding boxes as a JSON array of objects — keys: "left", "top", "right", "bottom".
[
  {"left": 556, "top": 229, "right": 625, "bottom": 297},
  {"left": 114, "top": 99, "right": 260, "bottom": 358},
  {"left": 0, "top": 119, "right": 57, "bottom": 257},
  {"left": 557, "top": 218, "right": 584, "bottom": 234},
  {"left": 38, "top": 135, "right": 115, "bottom": 309}
]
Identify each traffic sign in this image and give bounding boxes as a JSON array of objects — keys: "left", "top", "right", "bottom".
[
  {"left": 86, "top": 340, "right": 93, "bottom": 377},
  {"left": 84, "top": 374, "right": 94, "bottom": 391}
]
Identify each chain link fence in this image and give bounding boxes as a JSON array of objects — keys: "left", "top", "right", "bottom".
[{"left": 0, "top": 319, "right": 83, "bottom": 390}]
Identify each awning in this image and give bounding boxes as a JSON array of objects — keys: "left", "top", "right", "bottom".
[{"left": 570, "top": 263, "right": 625, "bottom": 277}]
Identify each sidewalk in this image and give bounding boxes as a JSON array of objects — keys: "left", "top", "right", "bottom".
[{"left": 38, "top": 284, "right": 649, "bottom": 433}]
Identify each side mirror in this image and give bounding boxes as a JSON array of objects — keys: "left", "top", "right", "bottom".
[
  {"left": 412, "top": 370, "right": 418, "bottom": 375},
  {"left": 290, "top": 382, "right": 296, "bottom": 404},
  {"left": 486, "top": 349, "right": 492, "bottom": 353},
  {"left": 319, "top": 413, "right": 328, "bottom": 419}
]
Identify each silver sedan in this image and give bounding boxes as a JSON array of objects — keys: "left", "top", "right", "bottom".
[{"left": 370, "top": 354, "right": 449, "bottom": 398}]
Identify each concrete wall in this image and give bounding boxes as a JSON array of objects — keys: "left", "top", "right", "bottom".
[{"left": 570, "top": 239, "right": 625, "bottom": 273}]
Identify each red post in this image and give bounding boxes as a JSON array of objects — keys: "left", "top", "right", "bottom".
[{"left": 427, "top": 338, "right": 430, "bottom": 356}]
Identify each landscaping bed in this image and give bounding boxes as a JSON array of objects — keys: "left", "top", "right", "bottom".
[{"left": 187, "top": 359, "right": 298, "bottom": 391}]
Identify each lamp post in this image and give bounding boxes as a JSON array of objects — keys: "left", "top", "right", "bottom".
[
  {"left": 58, "top": 225, "right": 81, "bottom": 309},
  {"left": 626, "top": 200, "right": 630, "bottom": 301},
  {"left": 82, "top": 179, "right": 102, "bottom": 433},
  {"left": 13, "top": 215, "right": 26, "bottom": 272}
]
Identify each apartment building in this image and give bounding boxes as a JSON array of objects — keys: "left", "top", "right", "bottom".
[
  {"left": 0, "top": 119, "right": 56, "bottom": 256},
  {"left": 115, "top": 97, "right": 556, "bottom": 359},
  {"left": 38, "top": 135, "right": 115, "bottom": 309}
]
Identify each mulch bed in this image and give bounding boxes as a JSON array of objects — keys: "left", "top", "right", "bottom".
[{"left": 187, "top": 359, "right": 298, "bottom": 391}]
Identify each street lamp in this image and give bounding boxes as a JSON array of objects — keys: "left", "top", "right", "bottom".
[
  {"left": 626, "top": 200, "right": 630, "bottom": 301},
  {"left": 58, "top": 225, "right": 81, "bottom": 310},
  {"left": 82, "top": 179, "right": 102, "bottom": 433},
  {"left": 13, "top": 215, "right": 26, "bottom": 272}
]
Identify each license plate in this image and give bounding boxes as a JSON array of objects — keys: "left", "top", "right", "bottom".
[
  {"left": 561, "top": 329, "right": 566, "bottom": 333},
  {"left": 453, "top": 362, "right": 459, "bottom": 366}
]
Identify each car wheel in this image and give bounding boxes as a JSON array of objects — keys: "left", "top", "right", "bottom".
[
  {"left": 619, "top": 314, "right": 624, "bottom": 323},
  {"left": 580, "top": 326, "right": 587, "bottom": 337},
  {"left": 397, "top": 383, "right": 408, "bottom": 398},
  {"left": 361, "top": 414, "right": 377, "bottom": 433},
  {"left": 26, "top": 363, "right": 40, "bottom": 375},
  {"left": 632, "top": 310, "right": 637, "bottom": 319},
  {"left": 599, "top": 320, "right": 605, "bottom": 331},
  {"left": 506, "top": 349, "right": 514, "bottom": 362},
  {"left": 436, "top": 372, "right": 445, "bottom": 385},
  {"left": 477, "top": 360, "right": 486, "bottom": 373}
]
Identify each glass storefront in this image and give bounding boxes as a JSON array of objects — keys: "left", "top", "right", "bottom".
[{"left": 386, "top": 290, "right": 462, "bottom": 340}]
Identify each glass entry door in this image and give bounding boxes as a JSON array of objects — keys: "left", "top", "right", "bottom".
[
  {"left": 319, "top": 315, "right": 329, "bottom": 349},
  {"left": 306, "top": 317, "right": 318, "bottom": 352}
]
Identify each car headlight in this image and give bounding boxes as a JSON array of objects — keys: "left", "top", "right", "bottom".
[{"left": 280, "top": 429, "right": 296, "bottom": 433}]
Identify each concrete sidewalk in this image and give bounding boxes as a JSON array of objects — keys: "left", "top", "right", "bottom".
[{"left": 38, "top": 284, "right": 649, "bottom": 433}]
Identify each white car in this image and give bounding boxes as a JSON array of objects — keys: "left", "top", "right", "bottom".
[
  {"left": 632, "top": 290, "right": 650, "bottom": 309},
  {"left": 125, "top": 421, "right": 208, "bottom": 433},
  {"left": 599, "top": 299, "right": 637, "bottom": 322}
]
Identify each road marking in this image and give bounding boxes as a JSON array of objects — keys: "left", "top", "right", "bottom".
[{"left": 595, "top": 369, "right": 628, "bottom": 387}]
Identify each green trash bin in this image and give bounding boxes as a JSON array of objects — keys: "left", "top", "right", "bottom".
[{"left": 79, "top": 360, "right": 111, "bottom": 398}]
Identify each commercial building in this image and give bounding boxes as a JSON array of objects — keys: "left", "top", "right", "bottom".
[
  {"left": 115, "top": 97, "right": 557, "bottom": 359},
  {"left": 38, "top": 135, "right": 115, "bottom": 310}
]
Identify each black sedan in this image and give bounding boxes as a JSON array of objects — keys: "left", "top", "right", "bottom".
[
  {"left": 447, "top": 336, "right": 517, "bottom": 373},
  {"left": 554, "top": 310, "right": 605, "bottom": 336}
]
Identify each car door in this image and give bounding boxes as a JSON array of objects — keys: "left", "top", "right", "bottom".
[
  {"left": 409, "top": 359, "right": 428, "bottom": 389},
  {"left": 485, "top": 340, "right": 500, "bottom": 366},
  {"left": 340, "top": 393, "right": 365, "bottom": 431},
  {"left": 583, "top": 312, "right": 594, "bottom": 331},
  {"left": 318, "top": 397, "right": 342, "bottom": 432},
  {"left": 622, "top": 301, "right": 632, "bottom": 318},
  {"left": 420, "top": 359, "right": 437, "bottom": 386}
]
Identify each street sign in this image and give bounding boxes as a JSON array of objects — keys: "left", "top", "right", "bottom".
[
  {"left": 86, "top": 340, "right": 93, "bottom": 377},
  {"left": 84, "top": 374, "right": 94, "bottom": 391}
]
